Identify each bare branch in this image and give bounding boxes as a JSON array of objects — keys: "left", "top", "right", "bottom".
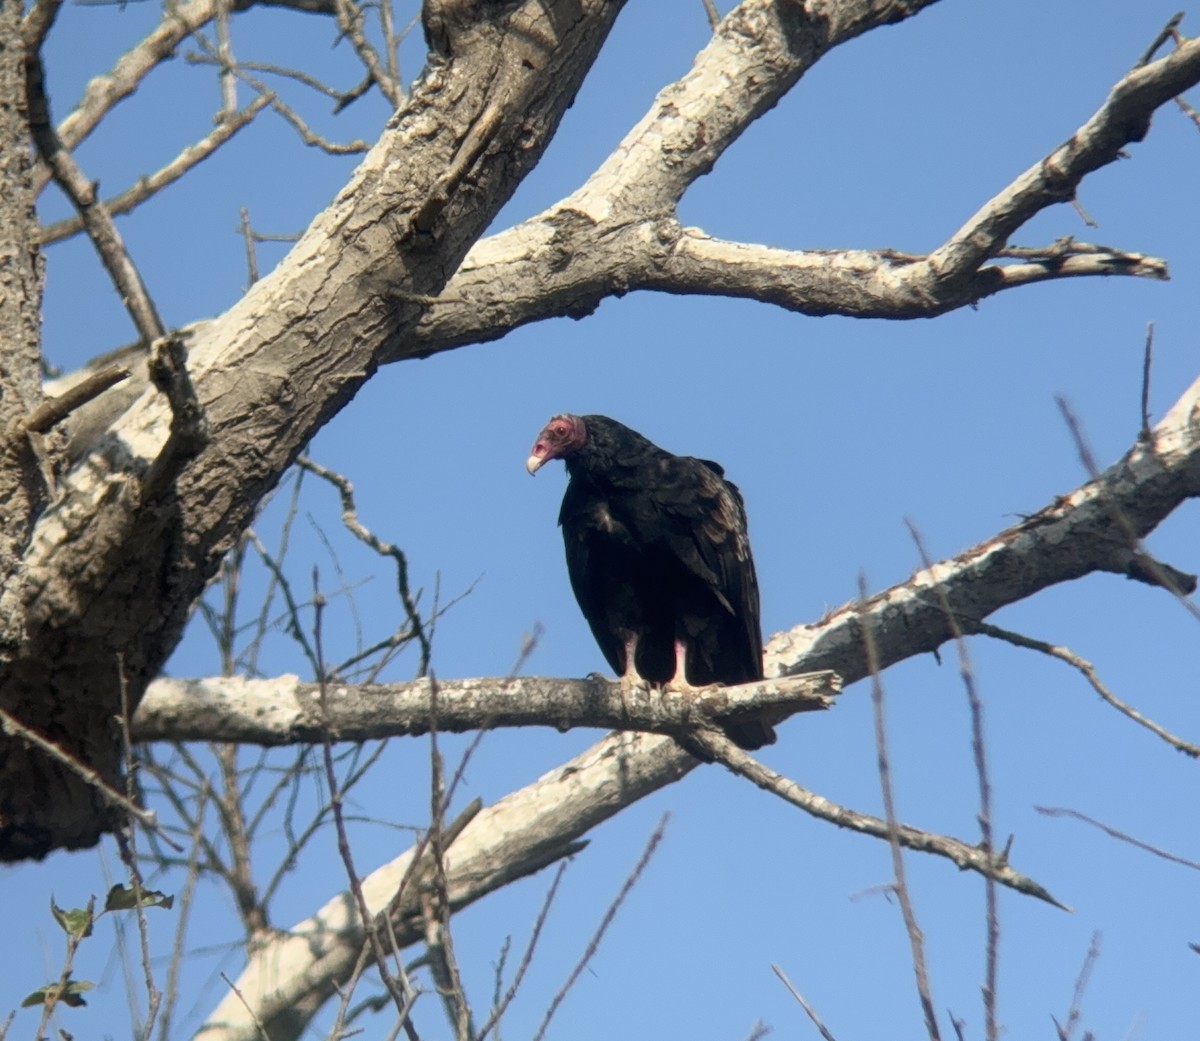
[
  {"left": 296, "top": 455, "right": 432, "bottom": 674},
  {"left": 685, "top": 727, "right": 1064, "bottom": 908},
  {"left": 383, "top": 16, "right": 1196, "bottom": 363},
  {"left": 133, "top": 672, "right": 841, "bottom": 744},
  {"left": 43, "top": 0, "right": 336, "bottom": 177},
  {"left": 766, "top": 373, "right": 1200, "bottom": 684},
  {"left": 115, "top": 660, "right": 164, "bottom": 1041},
  {"left": 27, "top": 53, "right": 166, "bottom": 345},
  {"left": 311, "top": 577, "right": 423, "bottom": 1038},
  {"left": 187, "top": 34, "right": 371, "bottom": 153},
  {"left": 1136, "top": 11, "right": 1185, "bottom": 67},
  {"left": 1054, "top": 933, "right": 1101, "bottom": 1041},
  {"left": 1141, "top": 321, "right": 1156, "bottom": 442},
  {"left": 969, "top": 619, "right": 1200, "bottom": 758},
  {"left": 0, "top": 707, "right": 159, "bottom": 832},
  {"left": 531, "top": 815, "right": 668, "bottom": 1041},
  {"left": 1036, "top": 807, "right": 1200, "bottom": 872},
  {"left": 19, "top": 364, "right": 130, "bottom": 435},
  {"left": 1056, "top": 396, "right": 1200, "bottom": 607},
  {"left": 905, "top": 523, "right": 1000, "bottom": 1041},
  {"left": 20, "top": 0, "right": 62, "bottom": 53},
  {"left": 862, "top": 578, "right": 942, "bottom": 1041},
  {"left": 475, "top": 862, "right": 569, "bottom": 1041},
  {"left": 773, "top": 964, "right": 841, "bottom": 1041},
  {"left": 40, "top": 94, "right": 273, "bottom": 246},
  {"left": 331, "top": 0, "right": 401, "bottom": 107},
  {"left": 926, "top": 38, "right": 1200, "bottom": 285}
]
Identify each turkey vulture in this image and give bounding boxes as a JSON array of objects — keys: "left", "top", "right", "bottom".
[{"left": 526, "top": 414, "right": 774, "bottom": 750}]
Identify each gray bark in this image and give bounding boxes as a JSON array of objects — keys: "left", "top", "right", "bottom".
[{"left": 0, "top": 0, "right": 49, "bottom": 654}]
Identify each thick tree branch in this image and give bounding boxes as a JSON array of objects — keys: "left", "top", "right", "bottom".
[
  {"left": 926, "top": 36, "right": 1200, "bottom": 286},
  {"left": 370, "top": 6, "right": 1199, "bottom": 362},
  {"left": 133, "top": 672, "right": 841, "bottom": 743},
  {"left": 766, "top": 372, "right": 1200, "bottom": 682}
]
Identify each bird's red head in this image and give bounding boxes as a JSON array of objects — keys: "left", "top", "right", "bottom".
[{"left": 526, "top": 414, "right": 587, "bottom": 475}]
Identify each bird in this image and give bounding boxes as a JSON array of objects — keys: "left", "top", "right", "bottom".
[{"left": 526, "top": 413, "right": 774, "bottom": 750}]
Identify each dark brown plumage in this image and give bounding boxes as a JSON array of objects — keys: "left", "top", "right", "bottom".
[{"left": 526, "top": 414, "right": 774, "bottom": 750}]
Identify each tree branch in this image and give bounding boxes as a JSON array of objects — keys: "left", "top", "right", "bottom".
[
  {"left": 377, "top": 6, "right": 1197, "bottom": 363},
  {"left": 132, "top": 672, "right": 840, "bottom": 743},
  {"left": 765, "top": 372, "right": 1200, "bottom": 683},
  {"left": 686, "top": 727, "right": 1064, "bottom": 908},
  {"left": 924, "top": 36, "right": 1200, "bottom": 290}
]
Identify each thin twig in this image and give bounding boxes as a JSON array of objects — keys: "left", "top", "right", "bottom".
[
  {"left": 968, "top": 618, "right": 1199, "bottom": 757},
  {"left": 531, "top": 815, "right": 669, "bottom": 1041},
  {"left": 700, "top": 0, "right": 720, "bottom": 31},
  {"left": 331, "top": 0, "right": 401, "bottom": 106},
  {"left": 773, "top": 964, "right": 840, "bottom": 1041},
  {"left": 476, "top": 861, "right": 570, "bottom": 1041},
  {"left": 1036, "top": 806, "right": 1200, "bottom": 871},
  {"left": 1054, "top": 933, "right": 1100, "bottom": 1041},
  {"left": 312, "top": 570, "right": 424, "bottom": 1041},
  {"left": 219, "top": 971, "right": 274, "bottom": 1041},
  {"left": 157, "top": 784, "right": 208, "bottom": 1041},
  {"left": 239, "top": 208, "right": 260, "bottom": 285},
  {"left": 1135, "top": 12, "right": 1185, "bottom": 67},
  {"left": 424, "top": 673, "right": 475, "bottom": 1041},
  {"left": 297, "top": 454, "right": 432, "bottom": 674},
  {"left": 861, "top": 575, "right": 942, "bottom": 1041},
  {"left": 1139, "top": 321, "right": 1155, "bottom": 441},
  {"left": 40, "top": 95, "right": 272, "bottom": 246},
  {"left": 214, "top": 0, "right": 238, "bottom": 119},
  {"left": 115, "top": 657, "right": 163, "bottom": 1041},
  {"left": 1177, "top": 93, "right": 1200, "bottom": 130},
  {"left": 187, "top": 50, "right": 370, "bottom": 107},
  {"left": 188, "top": 32, "right": 370, "bottom": 153},
  {"left": 905, "top": 522, "right": 999, "bottom": 1041},
  {"left": 0, "top": 706, "right": 160, "bottom": 831}
]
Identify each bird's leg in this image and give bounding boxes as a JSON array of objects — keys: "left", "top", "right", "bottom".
[
  {"left": 617, "top": 633, "right": 648, "bottom": 725},
  {"left": 672, "top": 640, "right": 691, "bottom": 689}
]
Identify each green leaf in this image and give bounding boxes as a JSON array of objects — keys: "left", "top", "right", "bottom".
[
  {"left": 49, "top": 898, "right": 93, "bottom": 939},
  {"left": 20, "top": 979, "right": 94, "bottom": 1008},
  {"left": 104, "top": 883, "right": 175, "bottom": 911}
]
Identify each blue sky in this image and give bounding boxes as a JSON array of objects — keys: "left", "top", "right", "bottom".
[{"left": 8, "top": 1, "right": 1200, "bottom": 1039}]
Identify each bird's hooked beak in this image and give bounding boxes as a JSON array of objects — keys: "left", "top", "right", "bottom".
[{"left": 525, "top": 447, "right": 549, "bottom": 476}]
